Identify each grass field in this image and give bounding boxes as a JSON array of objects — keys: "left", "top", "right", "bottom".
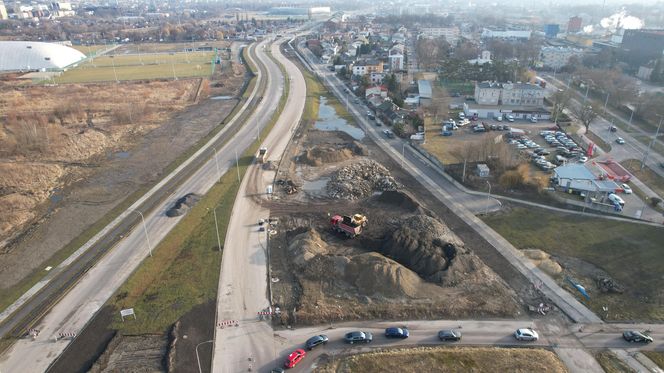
[
  {"left": 643, "top": 351, "right": 664, "bottom": 369},
  {"left": 114, "top": 42, "right": 230, "bottom": 54},
  {"left": 316, "top": 347, "right": 567, "bottom": 373},
  {"left": 484, "top": 206, "right": 664, "bottom": 321},
  {"left": 440, "top": 80, "right": 474, "bottom": 95},
  {"left": 595, "top": 351, "right": 636, "bottom": 373},
  {"left": 54, "top": 52, "right": 215, "bottom": 83}
]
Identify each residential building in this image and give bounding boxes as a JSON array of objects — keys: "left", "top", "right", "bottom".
[
  {"left": 568, "top": 16, "right": 583, "bottom": 33},
  {"left": 481, "top": 28, "right": 531, "bottom": 40},
  {"left": 352, "top": 59, "right": 383, "bottom": 76},
  {"left": 365, "top": 85, "right": 388, "bottom": 98},
  {"left": 419, "top": 27, "right": 460, "bottom": 44},
  {"left": 369, "top": 72, "right": 385, "bottom": 84},
  {"left": 468, "top": 50, "right": 492, "bottom": 65},
  {"left": 621, "top": 29, "right": 664, "bottom": 66},
  {"left": 418, "top": 80, "right": 432, "bottom": 106},
  {"left": 539, "top": 46, "right": 583, "bottom": 70},
  {"left": 388, "top": 52, "right": 404, "bottom": 71}
]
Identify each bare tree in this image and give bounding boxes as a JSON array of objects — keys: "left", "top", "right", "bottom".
[
  {"left": 552, "top": 89, "right": 572, "bottom": 123},
  {"left": 574, "top": 104, "right": 599, "bottom": 133}
]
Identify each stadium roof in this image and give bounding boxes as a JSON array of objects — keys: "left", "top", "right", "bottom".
[{"left": 0, "top": 41, "right": 86, "bottom": 71}]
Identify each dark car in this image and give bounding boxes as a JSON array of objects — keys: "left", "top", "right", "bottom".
[
  {"left": 345, "top": 331, "right": 373, "bottom": 344},
  {"left": 609, "top": 125, "right": 618, "bottom": 132},
  {"left": 438, "top": 329, "right": 462, "bottom": 341},
  {"left": 623, "top": 331, "right": 653, "bottom": 343},
  {"left": 271, "top": 369, "right": 285, "bottom": 373},
  {"left": 385, "top": 327, "right": 409, "bottom": 339},
  {"left": 305, "top": 335, "right": 329, "bottom": 350}
]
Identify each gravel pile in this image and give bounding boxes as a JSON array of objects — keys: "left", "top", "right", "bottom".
[{"left": 326, "top": 160, "right": 398, "bottom": 199}]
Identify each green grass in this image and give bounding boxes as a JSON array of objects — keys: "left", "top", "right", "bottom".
[
  {"left": 483, "top": 206, "right": 664, "bottom": 321},
  {"left": 107, "top": 43, "right": 289, "bottom": 333},
  {"left": 0, "top": 45, "right": 259, "bottom": 337},
  {"left": 440, "top": 81, "right": 474, "bottom": 95},
  {"left": 54, "top": 52, "right": 214, "bottom": 83},
  {"left": 595, "top": 351, "right": 636, "bottom": 373},
  {"left": 643, "top": 351, "right": 664, "bottom": 369}
]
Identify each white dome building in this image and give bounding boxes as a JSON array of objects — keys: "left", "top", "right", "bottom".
[{"left": 0, "top": 41, "right": 87, "bottom": 71}]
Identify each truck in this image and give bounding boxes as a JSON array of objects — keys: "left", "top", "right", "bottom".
[
  {"left": 257, "top": 147, "right": 268, "bottom": 163},
  {"left": 330, "top": 214, "right": 365, "bottom": 237}
]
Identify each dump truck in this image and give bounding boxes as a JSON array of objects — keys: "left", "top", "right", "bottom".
[
  {"left": 330, "top": 214, "right": 364, "bottom": 237},
  {"left": 351, "top": 214, "right": 368, "bottom": 227},
  {"left": 257, "top": 147, "right": 268, "bottom": 163}
]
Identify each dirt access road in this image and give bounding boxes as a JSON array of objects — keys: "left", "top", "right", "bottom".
[{"left": 211, "top": 35, "right": 305, "bottom": 373}]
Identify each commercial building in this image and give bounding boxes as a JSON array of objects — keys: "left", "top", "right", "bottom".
[
  {"left": 419, "top": 27, "right": 460, "bottom": 44},
  {"left": 0, "top": 41, "right": 86, "bottom": 71},
  {"left": 539, "top": 46, "right": 583, "bottom": 70},
  {"left": 481, "top": 28, "right": 531, "bottom": 40},
  {"left": 621, "top": 29, "right": 664, "bottom": 65},
  {"left": 544, "top": 24, "right": 560, "bottom": 39},
  {"left": 474, "top": 81, "right": 545, "bottom": 106}
]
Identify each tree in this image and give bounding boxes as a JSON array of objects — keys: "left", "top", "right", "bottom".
[
  {"left": 552, "top": 89, "right": 572, "bottom": 123},
  {"left": 574, "top": 104, "right": 599, "bottom": 133}
]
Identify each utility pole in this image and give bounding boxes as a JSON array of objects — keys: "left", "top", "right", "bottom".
[{"left": 485, "top": 181, "right": 492, "bottom": 215}]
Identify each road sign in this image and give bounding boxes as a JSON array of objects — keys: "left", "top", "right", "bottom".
[{"left": 120, "top": 308, "right": 136, "bottom": 321}]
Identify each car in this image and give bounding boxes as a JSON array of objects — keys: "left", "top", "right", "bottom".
[
  {"left": 345, "top": 331, "right": 373, "bottom": 344},
  {"left": 514, "top": 328, "right": 539, "bottom": 341},
  {"left": 507, "top": 139, "right": 518, "bottom": 144},
  {"left": 442, "top": 130, "right": 453, "bottom": 136},
  {"left": 506, "top": 114, "right": 515, "bottom": 122},
  {"left": 438, "top": 329, "right": 462, "bottom": 341},
  {"left": 305, "top": 334, "right": 329, "bottom": 350},
  {"left": 459, "top": 112, "right": 466, "bottom": 120},
  {"left": 495, "top": 115, "right": 503, "bottom": 122},
  {"left": 473, "top": 126, "right": 486, "bottom": 133},
  {"left": 623, "top": 330, "right": 653, "bottom": 343},
  {"left": 621, "top": 183, "right": 633, "bottom": 194},
  {"left": 284, "top": 349, "right": 306, "bottom": 368},
  {"left": 385, "top": 327, "right": 409, "bottom": 339},
  {"left": 616, "top": 137, "right": 626, "bottom": 144},
  {"left": 530, "top": 117, "right": 538, "bottom": 123},
  {"left": 516, "top": 144, "right": 527, "bottom": 149},
  {"left": 490, "top": 124, "right": 497, "bottom": 130},
  {"left": 383, "top": 129, "right": 395, "bottom": 138},
  {"left": 271, "top": 368, "right": 286, "bottom": 373},
  {"left": 609, "top": 125, "right": 618, "bottom": 132},
  {"left": 496, "top": 124, "right": 504, "bottom": 130},
  {"left": 503, "top": 125, "right": 511, "bottom": 130},
  {"left": 608, "top": 192, "right": 625, "bottom": 206},
  {"left": 578, "top": 156, "right": 588, "bottom": 163}
]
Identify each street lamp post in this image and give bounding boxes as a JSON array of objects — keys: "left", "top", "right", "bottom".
[
  {"left": 234, "top": 149, "right": 241, "bottom": 183},
  {"left": 628, "top": 106, "right": 635, "bottom": 127},
  {"left": 195, "top": 340, "right": 214, "bottom": 373},
  {"left": 207, "top": 207, "right": 222, "bottom": 252},
  {"left": 485, "top": 181, "right": 492, "bottom": 215},
  {"left": 132, "top": 210, "right": 153, "bottom": 257},
  {"left": 642, "top": 114, "right": 663, "bottom": 170}
]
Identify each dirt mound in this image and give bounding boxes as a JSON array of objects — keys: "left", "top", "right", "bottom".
[
  {"left": 374, "top": 190, "right": 420, "bottom": 212},
  {"left": 522, "top": 249, "right": 562, "bottom": 276},
  {"left": 327, "top": 160, "right": 398, "bottom": 199},
  {"left": 166, "top": 193, "right": 201, "bottom": 217},
  {"left": 89, "top": 334, "right": 167, "bottom": 373},
  {"left": 345, "top": 252, "right": 423, "bottom": 298},
  {"left": 380, "top": 215, "right": 466, "bottom": 283},
  {"left": 287, "top": 229, "right": 330, "bottom": 268},
  {"left": 301, "top": 141, "right": 368, "bottom": 166}
]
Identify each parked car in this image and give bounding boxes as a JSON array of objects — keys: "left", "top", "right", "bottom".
[
  {"left": 284, "top": 349, "right": 306, "bottom": 368},
  {"left": 345, "top": 331, "right": 373, "bottom": 344},
  {"left": 616, "top": 137, "right": 626, "bottom": 144},
  {"left": 385, "top": 327, "right": 409, "bottom": 339},
  {"left": 458, "top": 112, "right": 465, "bottom": 120},
  {"left": 608, "top": 192, "right": 625, "bottom": 206},
  {"left": 621, "top": 184, "right": 633, "bottom": 194},
  {"left": 442, "top": 130, "right": 453, "bottom": 136},
  {"left": 514, "top": 328, "right": 539, "bottom": 341},
  {"left": 473, "top": 126, "right": 486, "bottom": 133},
  {"left": 578, "top": 156, "right": 588, "bottom": 163},
  {"left": 438, "top": 330, "right": 462, "bottom": 341},
  {"left": 305, "top": 335, "right": 329, "bottom": 350},
  {"left": 622, "top": 331, "right": 653, "bottom": 343},
  {"left": 530, "top": 117, "right": 538, "bottom": 123},
  {"left": 383, "top": 129, "right": 395, "bottom": 138},
  {"left": 506, "top": 114, "right": 515, "bottom": 122},
  {"left": 495, "top": 115, "right": 503, "bottom": 122}
]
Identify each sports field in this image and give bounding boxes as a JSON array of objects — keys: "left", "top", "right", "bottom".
[{"left": 54, "top": 51, "right": 216, "bottom": 83}]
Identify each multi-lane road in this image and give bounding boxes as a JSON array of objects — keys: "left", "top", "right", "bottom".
[{"left": 0, "top": 36, "right": 285, "bottom": 372}]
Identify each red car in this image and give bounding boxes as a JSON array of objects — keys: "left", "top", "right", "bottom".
[{"left": 284, "top": 349, "right": 306, "bottom": 369}]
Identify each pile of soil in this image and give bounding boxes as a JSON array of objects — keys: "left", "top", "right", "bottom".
[
  {"left": 301, "top": 141, "right": 368, "bottom": 167},
  {"left": 522, "top": 249, "right": 563, "bottom": 276},
  {"left": 166, "top": 193, "right": 201, "bottom": 217},
  {"left": 88, "top": 334, "right": 167, "bottom": 373},
  {"left": 327, "top": 160, "right": 398, "bottom": 199}
]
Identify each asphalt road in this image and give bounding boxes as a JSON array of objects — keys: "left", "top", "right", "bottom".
[
  {"left": 211, "top": 35, "right": 306, "bottom": 373},
  {"left": 0, "top": 37, "right": 282, "bottom": 373}
]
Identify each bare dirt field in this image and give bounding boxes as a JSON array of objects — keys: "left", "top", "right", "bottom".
[
  {"left": 315, "top": 346, "right": 568, "bottom": 373},
  {"left": 267, "top": 124, "right": 528, "bottom": 326},
  {"left": 0, "top": 48, "right": 245, "bottom": 297}
]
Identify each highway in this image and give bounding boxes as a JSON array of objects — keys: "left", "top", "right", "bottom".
[
  {"left": 211, "top": 35, "right": 306, "bottom": 373},
  {"left": 0, "top": 37, "right": 284, "bottom": 372}
]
